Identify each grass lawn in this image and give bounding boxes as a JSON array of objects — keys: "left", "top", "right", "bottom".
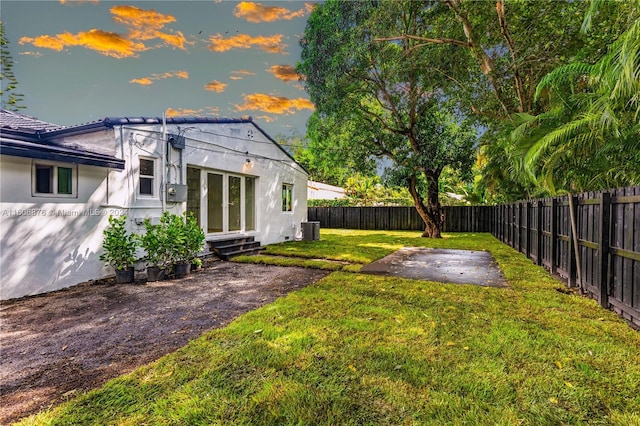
[{"left": 21, "top": 230, "right": 640, "bottom": 425}]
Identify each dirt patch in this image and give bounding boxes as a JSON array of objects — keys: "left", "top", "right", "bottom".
[{"left": 0, "top": 261, "right": 329, "bottom": 424}]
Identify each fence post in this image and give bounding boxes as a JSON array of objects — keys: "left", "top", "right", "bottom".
[
  {"left": 537, "top": 200, "right": 543, "bottom": 266},
  {"left": 550, "top": 198, "right": 558, "bottom": 275},
  {"left": 597, "top": 192, "right": 611, "bottom": 308},
  {"left": 525, "top": 201, "right": 531, "bottom": 258},
  {"left": 567, "top": 195, "right": 576, "bottom": 288}
]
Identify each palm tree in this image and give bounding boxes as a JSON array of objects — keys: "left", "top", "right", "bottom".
[{"left": 513, "top": 0, "right": 640, "bottom": 193}]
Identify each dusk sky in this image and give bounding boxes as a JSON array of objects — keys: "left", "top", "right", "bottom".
[{"left": 2, "top": 0, "right": 315, "bottom": 139}]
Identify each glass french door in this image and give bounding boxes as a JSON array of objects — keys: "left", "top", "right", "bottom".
[
  {"left": 188, "top": 168, "right": 255, "bottom": 235},
  {"left": 207, "top": 173, "right": 223, "bottom": 233},
  {"left": 228, "top": 175, "right": 241, "bottom": 232},
  {"left": 186, "top": 167, "right": 201, "bottom": 227}
]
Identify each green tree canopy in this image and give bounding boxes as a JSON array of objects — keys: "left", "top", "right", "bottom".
[
  {"left": 1, "top": 21, "right": 25, "bottom": 111},
  {"left": 298, "top": 0, "right": 476, "bottom": 237},
  {"left": 511, "top": 0, "right": 640, "bottom": 193}
]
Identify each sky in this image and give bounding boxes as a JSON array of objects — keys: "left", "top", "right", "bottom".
[{"left": 1, "top": 0, "right": 315, "bottom": 139}]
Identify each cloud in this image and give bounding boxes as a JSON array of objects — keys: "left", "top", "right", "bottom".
[
  {"left": 267, "top": 65, "right": 299, "bottom": 82},
  {"left": 256, "top": 115, "right": 274, "bottom": 123},
  {"left": 59, "top": 0, "right": 99, "bottom": 5},
  {"left": 19, "top": 5, "right": 188, "bottom": 58},
  {"left": 235, "top": 93, "right": 314, "bottom": 115},
  {"left": 208, "top": 33, "right": 286, "bottom": 54},
  {"left": 204, "top": 80, "right": 227, "bottom": 93},
  {"left": 166, "top": 106, "right": 220, "bottom": 117},
  {"left": 234, "top": 1, "right": 306, "bottom": 23},
  {"left": 130, "top": 77, "right": 154, "bottom": 86},
  {"left": 130, "top": 70, "right": 189, "bottom": 85},
  {"left": 230, "top": 70, "right": 256, "bottom": 80},
  {"left": 110, "top": 5, "right": 189, "bottom": 50},
  {"left": 20, "top": 29, "right": 146, "bottom": 59}
]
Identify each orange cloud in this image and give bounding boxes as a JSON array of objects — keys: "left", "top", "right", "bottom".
[
  {"left": 205, "top": 80, "right": 227, "bottom": 93},
  {"left": 268, "top": 65, "right": 299, "bottom": 81},
  {"left": 234, "top": 1, "right": 306, "bottom": 23},
  {"left": 110, "top": 5, "right": 188, "bottom": 50},
  {"left": 230, "top": 70, "right": 256, "bottom": 80},
  {"left": 166, "top": 107, "right": 220, "bottom": 117},
  {"left": 20, "top": 29, "right": 145, "bottom": 59},
  {"left": 235, "top": 93, "right": 314, "bottom": 115},
  {"left": 208, "top": 34, "right": 286, "bottom": 54},
  {"left": 60, "top": 0, "right": 99, "bottom": 5},
  {"left": 256, "top": 115, "right": 274, "bottom": 123},
  {"left": 19, "top": 5, "right": 188, "bottom": 58},
  {"left": 130, "top": 70, "right": 189, "bottom": 85},
  {"left": 130, "top": 77, "right": 153, "bottom": 85}
]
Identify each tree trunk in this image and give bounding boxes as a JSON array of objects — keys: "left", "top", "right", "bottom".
[{"left": 408, "top": 173, "right": 443, "bottom": 238}]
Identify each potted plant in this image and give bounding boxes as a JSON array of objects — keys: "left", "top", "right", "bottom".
[
  {"left": 165, "top": 212, "right": 190, "bottom": 278},
  {"left": 140, "top": 216, "right": 169, "bottom": 282},
  {"left": 191, "top": 257, "right": 203, "bottom": 272},
  {"left": 99, "top": 215, "right": 138, "bottom": 283},
  {"left": 184, "top": 212, "right": 205, "bottom": 271}
]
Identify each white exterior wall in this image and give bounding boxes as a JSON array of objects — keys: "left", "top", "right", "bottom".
[
  {"left": 0, "top": 155, "right": 117, "bottom": 300},
  {"left": 116, "top": 121, "right": 307, "bottom": 244},
  {"left": 0, "top": 120, "right": 308, "bottom": 300}
]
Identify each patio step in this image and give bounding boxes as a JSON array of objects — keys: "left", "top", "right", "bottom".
[{"left": 206, "top": 236, "right": 262, "bottom": 260}]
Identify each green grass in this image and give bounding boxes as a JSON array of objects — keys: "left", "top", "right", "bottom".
[{"left": 20, "top": 230, "right": 640, "bottom": 425}]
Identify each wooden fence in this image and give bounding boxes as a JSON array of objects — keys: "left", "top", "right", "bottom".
[
  {"left": 308, "top": 205, "right": 493, "bottom": 233},
  {"left": 494, "top": 186, "right": 640, "bottom": 328},
  {"left": 308, "top": 186, "right": 640, "bottom": 327}
]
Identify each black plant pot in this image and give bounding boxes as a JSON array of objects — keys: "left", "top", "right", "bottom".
[
  {"left": 115, "top": 267, "right": 135, "bottom": 284},
  {"left": 174, "top": 262, "right": 190, "bottom": 278},
  {"left": 146, "top": 266, "right": 166, "bottom": 282}
]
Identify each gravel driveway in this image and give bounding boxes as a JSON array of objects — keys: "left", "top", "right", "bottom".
[{"left": 0, "top": 261, "right": 328, "bottom": 424}]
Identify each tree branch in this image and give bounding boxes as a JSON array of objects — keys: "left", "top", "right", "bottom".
[
  {"left": 496, "top": 0, "right": 525, "bottom": 113},
  {"left": 374, "top": 34, "right": 471, "bottom": 49}
]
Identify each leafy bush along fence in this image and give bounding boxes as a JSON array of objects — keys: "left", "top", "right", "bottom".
[{"left": 308, "top": 186, "right": 640, "bottom": 327}]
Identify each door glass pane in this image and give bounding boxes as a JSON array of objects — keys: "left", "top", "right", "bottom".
[
  {"left": 187, "top": 167, "right": 201, "bottom": 227},
  {"left": 245, "top": 177, "right": 255, "bottom": 231},
  {"left": 207, "top": 173, "right": 223, "bottom": 233},
  {"left": 228, "top": 176, "right": 241, "bottom": 231}
]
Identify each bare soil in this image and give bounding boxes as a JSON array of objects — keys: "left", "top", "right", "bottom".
[{"left": 0, "top": 260, "right": 329, "bottom": 425}]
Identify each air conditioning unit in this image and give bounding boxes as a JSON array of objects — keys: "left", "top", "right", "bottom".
[{"left": 301, "top": 221, "right": 320, "bottom": 241}]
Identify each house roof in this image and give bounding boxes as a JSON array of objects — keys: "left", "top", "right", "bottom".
[
  {"left": 45, "top": 115, "right": 304, "bottom": 172},
  {"left": 0, "top": 110, "right": 125, "bottom": 170},
  {"left": 0, "top": 112, "right": 305, "bottom": 174},
  {"left": 0, "top": 109, "right": 65, "bottom": 132}
]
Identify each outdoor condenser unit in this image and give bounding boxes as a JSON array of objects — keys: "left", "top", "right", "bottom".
[{"left": 301, "top": 221, "right": 320, "bottom": 241}]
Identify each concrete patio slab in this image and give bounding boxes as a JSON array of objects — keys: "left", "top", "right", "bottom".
[{"left": 359, "top": 247, "right": 508, "bottom": 287}]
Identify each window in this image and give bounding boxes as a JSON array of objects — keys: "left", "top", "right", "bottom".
[
  {"left": 282, "top": 183, "right": 293, "bottom": 212},
  {"left": 139, "top": 158, "right": 155, "bottom": 196},
  {"left": 32, "top": 162, "right": 76, "bottom": 197}
]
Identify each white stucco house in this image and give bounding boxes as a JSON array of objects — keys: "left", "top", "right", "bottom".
[
  {"left": 307, "top": 180, "right": 346, "bottom": 200},
  {"left": 0, "top": 110, "right": 308, "bottom": 300}
]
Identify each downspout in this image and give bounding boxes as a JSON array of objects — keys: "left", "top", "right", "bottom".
[{"left": 161, "top": 111, "right": 167, "bottom": 212}]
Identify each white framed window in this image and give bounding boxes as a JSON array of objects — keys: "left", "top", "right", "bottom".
[
  {"left": 282, "top": 183, "right": 293, "bottom": 212},
  {"left": 138, "top": 157, "right": 156, "bottom": 197},
  {"left": 32, "top": 161, "right": 77, "bottom": 198}
]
